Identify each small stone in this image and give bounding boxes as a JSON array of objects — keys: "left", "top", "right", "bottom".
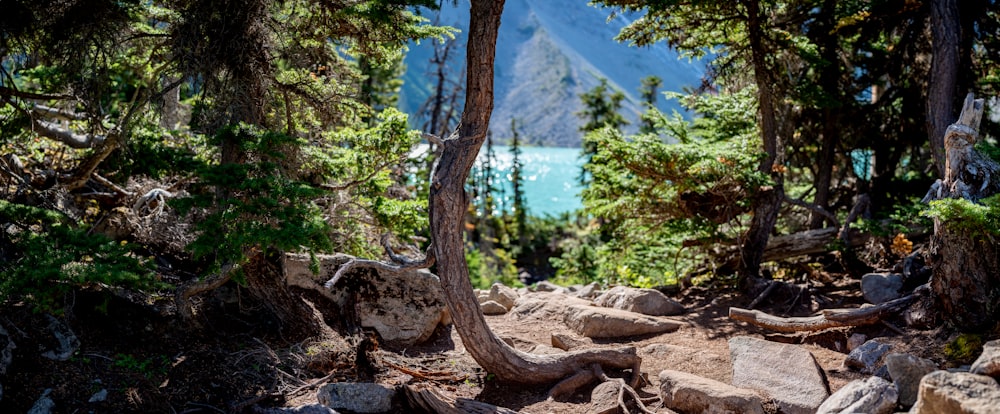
[
  {"left": 28, "top": 389, "right": 55, "bottom": 414},
  {"left": 971, "top": 339, "right": 1000, "bottom": 380},
  {"left": 885, "top": 352, "right": 937, "bottom": 407},
  {"left": 488, "top": 283, "right": 519, "bottom": 310},
  {"left": 729, "top": 336, "right": 830, "bottom": 414},
  {"left": 88, "top": 389, "right": 108, "bottom": 403},
  {"left": 551, "top": 332, "right": 590, "bottom": 351},
  {"left": 531, "top": 281, "right": 564, "bottom": 293},
  {"left": 861, "top": 273, "right": 904, "bottom": 304},
  {"left": 573, "top": 282, "right": 601, "bottom": 299},
  {"left": 589, "top": 381, "right": 624, "bottom": 414},
  {"left": 41, "top": 315, "right": 79, "bottom": 361},
  {"left": 816, "top": 376, "right": 897, "bottom": 414},
  {"left": 847, "top": 333, "right": 866, "bottom": 352},
  {"left": 659, "top": 369, "right": 765, "bottom": 414},
  {"left": 844, "top": 339, "right": 893, "bottom": 377},
  {"left": 480, "top": 300, "right": 509, "bottom": 315},
  {"left": 317, "top": 383, "right": 396, "bottom": 413},
  {"left": 910, "top": 370, "right": 1000, "bottom": 413}
]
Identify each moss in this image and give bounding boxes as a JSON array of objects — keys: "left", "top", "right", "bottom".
[{"left": 944, "top": 333, "right": 984, "bottom": 364}]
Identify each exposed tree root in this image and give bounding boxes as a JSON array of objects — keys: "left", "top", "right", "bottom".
[
  {"left": 729, "top": 284, "right": 927, "bottom": 333},
  {"left": 405, "top": 383, "right": 522, "bottom": 414}
]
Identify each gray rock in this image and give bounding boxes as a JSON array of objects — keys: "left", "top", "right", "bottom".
[
  {"left": 847, "top": 333, "right": 866, "bottom": 352},
  {"left": 551, "top": 332, "right": 590, "bottom": 351},
  {"left": 41, "top": 315, "right": 79, "bottom": 361},
  {"left": 88, "top": 388, "right": 108, "bottom": 403},
  {"left": 971, "top": 339, "right": 1000, "bottom": 380},
  {"left": 845, "top": 339, "right": 893, "bottom": 377},
  {"left": 573, "top": 282, "right": 601, "bottom": 299},
  {"left": 886, "top": 352, "right": 938, "bottom": 407},
  {"left": 563, "top": 305, "right": 684, "bottom": 339},
  {"left": 659, "top": 369, "right": 765, "bottom": 414},
  {"left": 910, "top": 370, "right": 1000, "bottom": 413},
  {"left": 509, "top": 292, "right": 594, "bottom": 322},
  {"left": 0, "top": 324, "right": 14, "bottom": 377},
  {"left": 589, "top": 380, "right": 624, "bottom": 414},
  {"left": 531, "top": 280, "right": 565, "bottom": 293},
  {"left": 729, "top": 336, "right": 830, "bottom": 414},
  {"left": 28, "top": 389, "right": 55, "bottom": 414},
  {"left": 285, "top": 253, "right": 448, "bottom": 347},
  {"left": 317, "top": 383, "right": 396, "bottom": 413},
  {"left": 594, "top": 286, "right": 684, "bottom": 316},
  {"left": 488, "top": 283, "right": 519, "bottom": 310},
  {"left": 480, "top": 300, "right": 509, "bottom": 315},
  {"left": 256, "top": 404, "right": 340, "bottom": 414},
  {"left": 861, "top": 273, "right": 904, "bottom": 304},
  {"left": 816, "top": 376, "right": 897, "bottom": 414}
]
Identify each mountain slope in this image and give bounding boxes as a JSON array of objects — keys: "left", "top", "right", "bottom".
[{"left": 400, "top": 0, "right": 704, "bottom": 148}]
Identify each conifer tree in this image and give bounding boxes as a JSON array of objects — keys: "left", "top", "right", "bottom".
[{"left": 510, "top": 118, "right": 527, "bottom": 248}]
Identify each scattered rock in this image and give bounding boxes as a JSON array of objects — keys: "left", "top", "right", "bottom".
[
  {"left": 844, "top": 339, "right": 892, "bottom": 377},
  {"left": 480, "top": 300, "right": 509, "bottom": 315},
  {"left": 885, "top": 352, "right": 938, "bottom": 407},
  {"left": 317, "top": 383, "right": 396, "bottom": 413},
  {"left": 971, "top": 339, "right": 1000, "bottom": 379},
  {"left": 594, "top": 286, "right": 684, "bottom": 316},
  {"left": 589, "top": 381, "right": 625, "bottom": 414},
  {"left": 816, "top": 376, "right": 897, "bottom": 414},
  {"left": 41, "top": 315, "right": 79, "bottom": 361},
  {"left": 530, "top": 281, "right": 565, "bottom": 293},
  {"left": 729, "top": 336, "right": 830, "bottom": 414},
  {"left": 255, "top": 404, "right": 339, "bottom": 414},
  {"left": 285, "top": 253, "right": 448, "bottom": 346},
  {"left": 488, "top": 283, "right": 519, "bottom": 310},
  {"left": 563, "top": 305, "right": 683, "bottom": 339},
  {"left": 0, "top": 324, "right": 13, "bottom": 377},
  {"left": 861, "top": 273, "right": 904, "bottom": 304},
  {"left": 88, "top": 389, "right": 108, "bottom": 403},
  {"left": 573, "top": 282, "right": 601, "bottom": 299},
  {"left": 910, "top": 370, "right": 1000, "bottom": 413},
  {"left": 476, "top": 291, "right": 491, "bottom": 304},
  {"left": 659, "top": 369, "right": 765, "bottom": 414},
  {"left": 847, "top": 333, "right": 866, "bottom": 352},
  {"left": 509, "top": 292, "right": 593, "bottom": 322},
  {"left": 551, "top": 332, "right": 591, "bottom": 351},
  {"left": 28, "top": 388, "right": 55, "bottom": 414},
  {"left": 904, "top": 293, "right": 938, "bottom": 329}
]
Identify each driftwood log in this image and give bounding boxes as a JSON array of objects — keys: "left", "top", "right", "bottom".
[
  {"left": 729, "top": 285, "right": 927, "bottom": 333},
  {"left": 924, "top": 93, "right": 1000, "bottom": 330}
]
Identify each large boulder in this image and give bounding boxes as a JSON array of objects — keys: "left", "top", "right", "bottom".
[
  {"left": 509, "top": 292, "right": 593, "bottom": 322},
  {"left": 729, "top": 336, "right": 830, "bottom": 414},
  {"left": 659, "top": 370, "right": 766, "bottom": 414},
  {"left": 971, "top": 339, "right": 1000, "bottom": 380},
  {"left": 816, "top": 376, "right": 897, "bottom": 414},
  {"left": 910, "top": 370, "right": 1000, "bottom": 414},
  {"left": 594, "top": 286, "right": 684, "bottom": 316},
  {"left": 861, "top": 273, "right": 904, "bottom": 304},
  {"left": 285, "top": 253, "right": 448, "bottom": 346},
  {"left": 563, "top": 305, "right": 683, "bottom": 339},
  {"left": 885, "top": 352, "right": 938, "bottom": 407},
  {"left": 317, "top": 382, "right": 397, "bottom": 413}
]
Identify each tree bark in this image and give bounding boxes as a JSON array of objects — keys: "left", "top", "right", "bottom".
[
  {"left": 739, "top": 0, "right": 785, "bottom": 284},
  {"left": 927, "top": 94, "right": 1000, "bottom": 330},
  {"left": 927, "top": 0, "right": 961, "bottom": 178},
  {"left": 428, "top": 0, "right": 640, "bottom": 386}
]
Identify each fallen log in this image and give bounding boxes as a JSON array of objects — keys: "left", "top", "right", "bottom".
[
  {"left": 404, "top": 384, "right": 521, "bottom": 414},
  {"left": 729, "top": 285, "right": 927, "bottom": 333}
]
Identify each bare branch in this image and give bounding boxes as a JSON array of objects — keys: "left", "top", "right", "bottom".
[
  {"left": 0, "top": 86, "right": 74, "bottom": 101},
  {"left": 31, "top": 104, "right": 88, "bottom": 122},
  {"left": 32, "top": 119, "right": 105, "bottom": 149},
  {"left": 784, "top": 194, "right": 839, "bottom": 228},
  {"left": 323, "top": 246, "right": 436, "bottom": 290}
]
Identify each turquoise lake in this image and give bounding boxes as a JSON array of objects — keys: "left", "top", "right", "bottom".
[{"left": 475, "top": 145, "right": 584, "bottom": 217}]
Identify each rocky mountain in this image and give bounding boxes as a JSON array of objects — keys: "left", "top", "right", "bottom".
[{"left": 399, "top": 0, "right": 705, "bottom": 147}]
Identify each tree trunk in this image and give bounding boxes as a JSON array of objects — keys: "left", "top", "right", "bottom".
[
  {"left": 927, "top": 0, "right": 961, "bottom": 178},
  {"left": 243, "top": 249, "right": 321, "bottom": 341},
  {"left": 809, "top": 0, "right": 840, "bottom": 229},
  {"left": 927, "top": 94, "right": 1000, "bottom": 330},
  {"left": 428, "top": 0, "right": 640, "bottom": 386},
  {"left": 739, "top": 0, "right": 785, "bottom": 284}
]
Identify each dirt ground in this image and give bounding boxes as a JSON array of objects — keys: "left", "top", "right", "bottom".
[{"left": 0, "top": 278, "right": 966, "bottom": 414}]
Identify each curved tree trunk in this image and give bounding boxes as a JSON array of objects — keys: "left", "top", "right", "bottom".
[{"left": 428, "top": 0, "right": 640, "bottom": 385}]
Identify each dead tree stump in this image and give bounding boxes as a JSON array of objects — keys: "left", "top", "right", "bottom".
[{"left": 925, "top": 93, "right": 1000, "bottom": 330}]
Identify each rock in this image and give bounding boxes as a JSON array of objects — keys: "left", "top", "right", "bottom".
[
  {"left": 551, "top": 332, "right": 591, "bottom": 351},
  {"left": 816, "top": 376, "right": 897, "bottom": 414},
  {"left": 885, "top": 352, "right": 938, "bottom": 407},
  {"left": 488, "top": 283, "right": 519, "bottom": 310},
  {"left": 861, "top": 273, "right": 904, "bottom": 304},
  {"left": 509, "top": 292, "right": 594, "bottom": 322},
  {"left": 847, "top": 333, "right": 866, "bottom": 352},
  {"left": 476, "top": 291, "right": 491, "bottom": 304},
  {"left": 971, "top": 339, "right": 1000, "bottom": 380},
  {"left": 317, "top": 383, "right": 396, "bottom": 413},
  {"left": 563, "top": 305, "right": 684, "bottom": 339},
  {"left": 28, "top": 388, "right": 55, "bottom": 414},
  {"left": 904, "top": 293, "right": 938, "bottom": 329},
  {"left": 88, "top": 389, "right": 108, "bottom": 403},
  {"left": 659, "top": 369, "right": 765, "bottom": 414},
  {"left": 480, "top": 300, "right": 509, "bottom": 315},
  {"left": 589, "top": 381, "right": 625, "bottom": 414},
  {"left": 573, "top": 282, "right": 601, "bottom": 299},
  {"left": 910, "top": 370, "right": 1000, "bottom": 413},
  {"left": 285, "top": 253, "right": 448, "bottom": 346},
  {"left": 256, "top": 404, "right": 340, "bottom": 414},
  {"left": 41, "top": 315, "right": 79, "bottom": 361},
  {"left": 594, "top": 286, "right": 684, "bottom": 316},
  {"left": 844, "top": 339, "right": 893, "bottom": 377},
  {"left": 0, "top": 324, "right": 13, "bottom": 376},
  {"left": 729, "top": 336, "right": 830, "bottom": 414},
  {"left": 531, "top": 281, "right": 565, "bottom": 293}
]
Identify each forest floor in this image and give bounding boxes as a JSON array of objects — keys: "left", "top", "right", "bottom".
[{"left": 0, "top": 274, "right": 967, "bottom": 413}]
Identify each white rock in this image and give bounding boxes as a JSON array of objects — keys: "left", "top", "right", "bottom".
[
  {"left": 563, "top": 305, "right": 683, "bottom": 339},
  {"left": 488, "top": 283, "right": 519, "bottom": 310},
  {"left": 910, "top": 370, "right": 1000, "bottom": 414},
  {"left": 480, "top": 300, "right": 509, "bottom": 315},
  {"left": 594, "top": 286, "right": 684, "bottom": 316},
  {"left": 817, "top": 376, "right": 897, "bottom": 414},
  {"left": 317, "top": 383, "right": 396, "bottom": 413},
  {"left": 971, "top": 339, "right": 1000, "bottom": 380},
  {"left": 885, "top": 352, "right": 938, "bottom": 407},
  {"left": 659, "top": 369, "right": 765, "bottom": 414},
  {"left": 729, "top": 336, "right": 830, "bottom": 414}
]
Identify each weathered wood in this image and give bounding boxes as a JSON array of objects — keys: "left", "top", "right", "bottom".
[
  {"left": 404, "top": 384, "right": 521, "bottom": 414},
  {"left": 729, "top": 288, "right": 922, "bottom": 333}
]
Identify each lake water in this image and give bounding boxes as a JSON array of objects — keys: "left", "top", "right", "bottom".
[{"left": 475, "top": 145, "right": 584, "bottom": 217}]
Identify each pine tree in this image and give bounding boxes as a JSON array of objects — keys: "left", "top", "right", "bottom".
[
  {"left": 577, "top": 78, "right": 628, "bottom": 186},
  {"left": 510, "top": 118, "right": 527, "bottom": 249}
]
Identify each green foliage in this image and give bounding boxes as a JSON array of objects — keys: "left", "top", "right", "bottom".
[
  {"left": 944, "top": 333, "right": 984, "bottom": 364},
  {"left": 113, "top": 353, "right": 170, "bottom": 379},
  {"left": 466, "top": 247, "right": 522, "bottom": 290},
  {"left": 171, "top": 125, "right": 334, "bottom": 273},
  {"left": 0, "top": 200, "right": 161, "bottom": 313},
  {"left": 923, "top": 195, "right": 1000, "bottom": 238}
]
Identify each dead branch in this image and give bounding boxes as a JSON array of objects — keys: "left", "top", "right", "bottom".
[
  {"left": 784, "top": 194, "right": 839, "bottom": 228},
  {"left": 404, "top": 383, "right": 522, "bottom": 414},
  {"left": 176, "top": 262, "right": 239, "bottom": 322},
  {"left": 838, "top": 193, "right": 871, "bottom": 244},
  {"left": 31, "top": 104, "right": 87, "bottom": 121},
  {"left": 32, "top": 119, "right": 106, "bottom": 149},
  {"left": 729, "top": 285, "right": 926, "bottom": 333},
  {"left": 322, "top": 245, "right": 435, "bottom": 290}
]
